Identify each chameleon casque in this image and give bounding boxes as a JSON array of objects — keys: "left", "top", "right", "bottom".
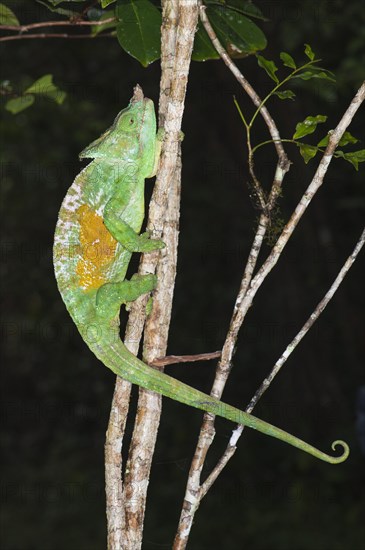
[{"left": 53, "top": 85, "right": 349, "bottom": 464}]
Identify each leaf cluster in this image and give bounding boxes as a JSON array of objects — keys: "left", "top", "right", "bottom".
[{"left": 250, "top": 45, "right": 365, "bottom": 171}]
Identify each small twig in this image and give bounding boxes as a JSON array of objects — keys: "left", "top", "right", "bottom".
[
  {"left": 201, "top": 225, "right": 365, "bottom": 495},
  {"left": 234, "top": 96, "right": 267, "bottom": 210},
  {"left": 248, "top": 143, "right": 267, "bottom": 211},
  {"left": 0, "top": 17, "right": 116, "bottom": 32},
  {"left": 151, "top": 351, "right": 221, "bottom": 367},
  {"left": 0, "top": 32, "right": 114, "bottom": 42}
]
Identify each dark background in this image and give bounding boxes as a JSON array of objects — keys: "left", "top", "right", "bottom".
[{"left": 1, "top": 1, "right": 364, "bottom": 548}]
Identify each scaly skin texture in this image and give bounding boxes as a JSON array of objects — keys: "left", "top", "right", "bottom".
[{"left": 53, "top": 86, "right": 349, "bottom": 464}]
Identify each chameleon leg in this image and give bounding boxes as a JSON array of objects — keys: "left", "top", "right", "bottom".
[
  {"left": 96, "top": 274, "right": 157, "bottom": 319},
  {"left": 104, "top": 198, "right": 165, "bottom": 253}
]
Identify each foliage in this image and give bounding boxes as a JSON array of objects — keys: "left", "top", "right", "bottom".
[
  {"left": 237, "top": 46, "right": 365, "bottom": 170},
  {"left": 2, "top": 74, "right": 66, "bottom": 114}
]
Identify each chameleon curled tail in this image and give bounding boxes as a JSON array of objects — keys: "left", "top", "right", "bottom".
[
  {"left": 53, "top": 85, "right": 349, "bottom": 465},
  {"left": 87, "top": 330, "right": 349, "bottom": 465}
]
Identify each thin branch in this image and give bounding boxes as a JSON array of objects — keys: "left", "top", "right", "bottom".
[
  {"left": 201, "top": 224, "right": 365, "bottom": 495},
  {"left": 247, "top": 228, "right": 365, "bottom": 411},
  {"left": 0, "top": 32, "right": 114, "bottom": 42},
  {"left": 0, "top": 17, "right": 116, "bottom": 32},
  {"left": 248, "top": 144, "right": 267, "bottom": 211},
  {"left": 151, "top": 351, "right": 221, "bottom": 367}
]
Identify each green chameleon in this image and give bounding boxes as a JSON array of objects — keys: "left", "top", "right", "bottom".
[{"left": 53, "top": 85, "right": 349, "bottom": 464}]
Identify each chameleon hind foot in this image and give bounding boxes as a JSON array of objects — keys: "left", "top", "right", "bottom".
[{"left": 96, "top": 274, "right": 157, "bottom": 319}]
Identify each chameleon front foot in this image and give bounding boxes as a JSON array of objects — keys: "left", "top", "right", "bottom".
[
  {"left": 134, "top": 231, "right": 165, "bottom": 253},
  {"left": 104, "top": 199, "right": 165, "bottom": 253}
]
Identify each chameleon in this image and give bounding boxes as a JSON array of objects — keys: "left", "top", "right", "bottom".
[{"left": 53, "top": 85, "right": 349, "bottom": 464}]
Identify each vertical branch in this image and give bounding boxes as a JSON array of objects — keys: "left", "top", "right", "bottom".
[
  {"left": 105, "top": 377, "right": 131, "bottom": 548},
  {"left": 122, "top": 1, "right": 199, "bottom": 548}
]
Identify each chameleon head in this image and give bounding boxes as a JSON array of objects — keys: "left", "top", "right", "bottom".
[{"left": 79, "top": 85, "right": 156, "bottom": 169}]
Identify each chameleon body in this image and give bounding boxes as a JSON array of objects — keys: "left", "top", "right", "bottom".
[{"left": 53, "top": 86, "right": 349, "bottom": 464}]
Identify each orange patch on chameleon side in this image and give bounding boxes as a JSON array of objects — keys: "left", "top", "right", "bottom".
[{"left": 76, "top": 204, "right": 117, "bottom": 291}]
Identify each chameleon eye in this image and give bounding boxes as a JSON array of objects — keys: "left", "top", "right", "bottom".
[{"left": 119, "top": 113, "right": 137, "bottom": 131}]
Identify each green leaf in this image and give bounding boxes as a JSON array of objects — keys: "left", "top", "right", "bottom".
[
  {"left": 0, "top": 3, "right": 20, "bottom": 25},
  {"left": 293, "top": 115, "right": 327, "bottom": 140},
  {"left": 338, "top": 131, "right": 359, "bottom": 147},
  {"left": 116, "top": 0, "right": 161, "bottom": 67},
  {"left": 317, "top": 131, "right": 359, "bottom": 148},
  {"left": 101, "top": 0, "right": 117, "bottom": 7},
  {"left": 192, "top": 22, "right": 220, "bottom": 61},
  {"left": 5, "top": 95, "right": 35, "bottom": 114},
  {"left": 257, "top": 55, "right": 279, "bottom": 83},
  {"left": 298, "top": 143, "right": 318, "bottom": 163},
  {"left": 24, "top": 74, "right": 66, "bottom": 104},
  {"left": 294, "top": 70, "right": 335, "bottom": 82},
  {"left": 280, "top": 51, "right": 296, "bottom": 69},
  {"left": 208, "top": 6, "right": 267, "bottom": 57},
  {"left": 304, "top": 43, "right": 315, "bottom": 60},
  {"left": 24, "top": 74, "right": 51, "bottom": 93},
  {"left": 338, "top": 149, "right": 365, "bottom": 171},
  {"left": 274, "top": 90, "right": 296, "bottom": 100},
  {"left": 193, "top": 2, "right": 267, "bottom": 62}
]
